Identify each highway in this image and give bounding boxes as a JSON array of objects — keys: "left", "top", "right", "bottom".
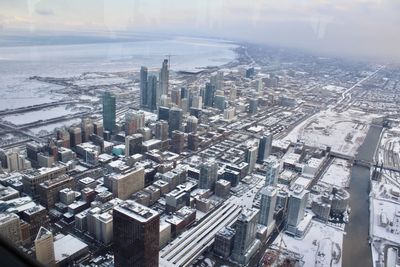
[{"left": 336, "top": 66, "right": 384, "bottom": 108}]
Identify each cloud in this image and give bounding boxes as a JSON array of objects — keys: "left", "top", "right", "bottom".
[{"left": 35, "top": 8, "right": 54, "bottom": 16}]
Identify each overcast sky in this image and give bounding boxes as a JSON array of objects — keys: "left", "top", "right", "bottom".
[{"left": 1, "top": 0, "right": 399, "bottom": 61}]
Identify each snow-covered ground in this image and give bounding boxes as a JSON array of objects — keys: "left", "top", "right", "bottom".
[
  {"left": 284, "top": 109, "right": 377, "bottom": 157},
  {"left": 319, "top": 158, "right": 351, "bottom": 188},
  {"left": 376, "top": 125, "right": 400, "bottom": 168},
  {"left": 369, "top": 180, "right": 400, "bottom": 267},
  {"left": 273, "top": 220, "right": 343, "bottom": 267},
  {"left": 2, "top": 104, "right": 91, "bottom": 126},
  {"left": 323, "top": 85, "right": 346, "bottom": 93}
]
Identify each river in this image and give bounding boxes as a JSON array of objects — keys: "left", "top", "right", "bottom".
[{"left": 342, "top": 123, "right": 382, "bottom": 267}]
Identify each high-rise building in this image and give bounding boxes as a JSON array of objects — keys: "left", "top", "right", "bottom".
[
  {"left": 171, "top": 131, "right": 185, "bottom": 154},
  {"left": 140, "top": 66, "right": 148, "bottom": 108},
  {"left": 191, "top": 95, "right": 202, "bottom": 109},
  {"left": 259, "top": 186, "right": 277, "bottom": 228},
  {"left": 214, "top": 95, "right": 226, "bottom": 111},
  {"left": 224, "top": 107, "right": 236, "bottom": 121},
  {"left": 102, "top": 91, "right": 116, "bottom": 133},
  {"left": 256, "top": 79, "right": 263, "bottom": 95},
  {"left": 265, "top": 156, "right": 280, "bottom": 186},
  {"left": 214, "top": 226, "right": 235, "bottom": 259},
  {"left": 185, "top": 115, "right": 198, "bottom": 133},
  {"left": 231, "top": 208, "right": 260, "bottom": 265},
  {"left": 159, "top": 59, "right": 169, "bottom": 97},
  {"left": 113, "top": 200, "right": 160, "bottom": 267},
  {"left": 125, "top": 110, "right": 145, "bottom": 135},
  {"left": 229, "top": 87, "right": 237, "bottom": 101},
  {"left": 204, "top": 83, "right": 216, "bottom": 107},
  {"left": 170, "top": 88, "right": 181, "bottom": 107},
  {"left": 245, "top": 146, "right": 258, "bottom": 173},
  {"left": 249, "top": 98, "right": 258, "bottom": 114},
  {"left": 210, "top": 71, "right": 224, "bottom": 91},
  {"left": 168, "top": 107, "right": 183, "bottom": 135},
  {"left": 0, "top": 213, "right": 22, "bottom": 245},
  {"left": 81, "top": 118, "right": 94, "bottom": 142},
  {"left": 286, "top": 185, "right": 309, "bottom": 232},
  {"left": 125, "top": 134, "right": 143, "bottom": 157},
  {"left": 188, "top": 133, "right": 200, "bottom": 151},
  {"left": 35, "top": 227, "right": 55, "bottom": 267},
  {"left": 69, "top": 127, "right": 82, "bottom": 148},
  {"left": 181, "top": 87, "right": 189, "bottom": 99},
  {"left": 258, "top": 132, "right": 273, "bottom": 162},
  {"left": 155, "top": 120, "right": 169, "bottom": 141},
  {"left": 159, "top": 94, "right": 170, "bottom": 107},
  {"left": 38, "top": 174, "right": 75, "bottom": 208},
  {"left": 199, "top": 159, "right": 218, "bottom": 190},
  {"left": 56, "top": 129, "right": 70, "bottom": 148},
  {"left": 93, "top": 121, "right": 104, "bottom": 137},
  {"left": 108, "top": 167, "right": 145, "bottom": 200},
  {"left": 147, "top": 75, "right": 158, "bottom": 111},
  {"left": 0, "top": 149, "right": 31, "bottom": 172},
  {"left": 158, "top": 106, "right": 170, "bottom": 121}
]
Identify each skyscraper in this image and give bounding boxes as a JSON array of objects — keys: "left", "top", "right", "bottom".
[
  {"left": 259, "top": 186, "right": 277, "bottom": 228},
  {"left": 214, "top": 95, "right": 226, "bottom": 111},
  {"left": 258, "top": 132, "right": 273, "bottom": 162},
  {"left": 249, "top": 98, "right": 258, "bottom": 114},
  {"left": 168, "top": 107, "right": 183, "bottom": 135},
  {"left": 170, "top": 88, "right": 181, "bottom": 107},
  {"left": 185, "top": 115, "right": 198, "bottom": 133},
  {"left": 245, "top": 146, "right": 258, "bottom": 173},
  {"left": 102, "top": 91, "right": 116, "bottom": 133},
  {"left": 199, "top": 159, "right": 218, "bottom": 190},
  {"left": 147, "top": 75, "right": 158, "bottom": 111},
  {"left": 231, "top": 208, "right": 260, "bottom": 265},
  {"left": 140, "top": 66, "right": 148, "bottom": 108},
  {"left": 35, "top": 227, "right": 55, "bottom": 267},
  {"left": 171, "top": 131, "right": 185, "bottom": 154},
  {"left": 286, "top": 184, "right": 309, "bottom": 232},
  {"left": 265, "top": 156, "right": 280, "bottom": 186},
  {"left": 256, "top": 78, "right": 263, "bottom": 95},
  {"left": 0, "top": 213, "right": 22, "bottom": 245},
  {"left": 155, "top": 120, "right": 169, "bottom": 141},
  {"left": 125, "top": 110, "right": 145, "bottom": 135},
  {"left": 159, "top": 59, "right": 169, "bottom": 96},
  {"left": 204, "top": 82, "right": 216, "bottom": 107},
  {"left": 113, "top": 200, "right": 160, "bottom": 267}
]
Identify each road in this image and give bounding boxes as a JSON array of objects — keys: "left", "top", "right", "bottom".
[{"left": 336, "top": 66, "right": 384, "bottom": 107}]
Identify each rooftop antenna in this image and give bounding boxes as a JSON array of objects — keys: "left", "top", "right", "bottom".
[{"left": 165, "top": 54, "right": 176, "bottom": 69}]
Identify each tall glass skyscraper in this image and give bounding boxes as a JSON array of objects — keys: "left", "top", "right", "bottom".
[
  {"left": 257, "top": 132, "right": 273, "bottom": 162},
  {"left": 159, "top": 59, "right": 169, "bottom": 96},
  {"left": 147, "top": 75, "right": 158, "bottom": 111},
  {"left": 140, "top": 66, "right": 148, "bottom": 108},
  {"left": 102, "top": 91, "right": 116, "bottom": 133}
]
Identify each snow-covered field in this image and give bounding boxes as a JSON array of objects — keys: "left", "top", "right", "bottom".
[
  {"left": 274, "top": 220, "right": 343, "bottom": 267},
  {"left": 377, "top": 126, "right": 400, "bottom": 168},
  {"left": 284, "top": 109, "right": 377, "bottom": 157},
  {"left": 369, "top": 180, "right": 400, "bottom": 267},
  {"left": 323, "top": 85, "right": 346, "bottom": 93},
  {"left": 319, "top": 158, "right": 351, "bottom": 188},
  {"left": 2, "top": 105, "right": 91, "bottom": 126}
]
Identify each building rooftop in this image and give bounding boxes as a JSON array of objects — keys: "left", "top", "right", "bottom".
[
  {"left": 54, "top": 234, "right": 88, "bottom": 263},
  {"left": 114, "top": 200, "right": 158, "bottom": 223},
  {"left": 23, "top": 204, "right": 45, "bottom": 215},
  {"left": 0, "top": 213, "right": 19, "bottom": 224},
  {"left": 35, "top": 226, "right": 52, "bottom": 241},
  {"left": 216, "top": 226, "right": 236, "bottom": 238},
  {"left": 40, "top": 174, "right": 72, "bottom": 188}
]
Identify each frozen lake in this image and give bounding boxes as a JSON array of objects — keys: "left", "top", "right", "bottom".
[{"left": 0, "top": 36, "right": 237, "bottom": 111}]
